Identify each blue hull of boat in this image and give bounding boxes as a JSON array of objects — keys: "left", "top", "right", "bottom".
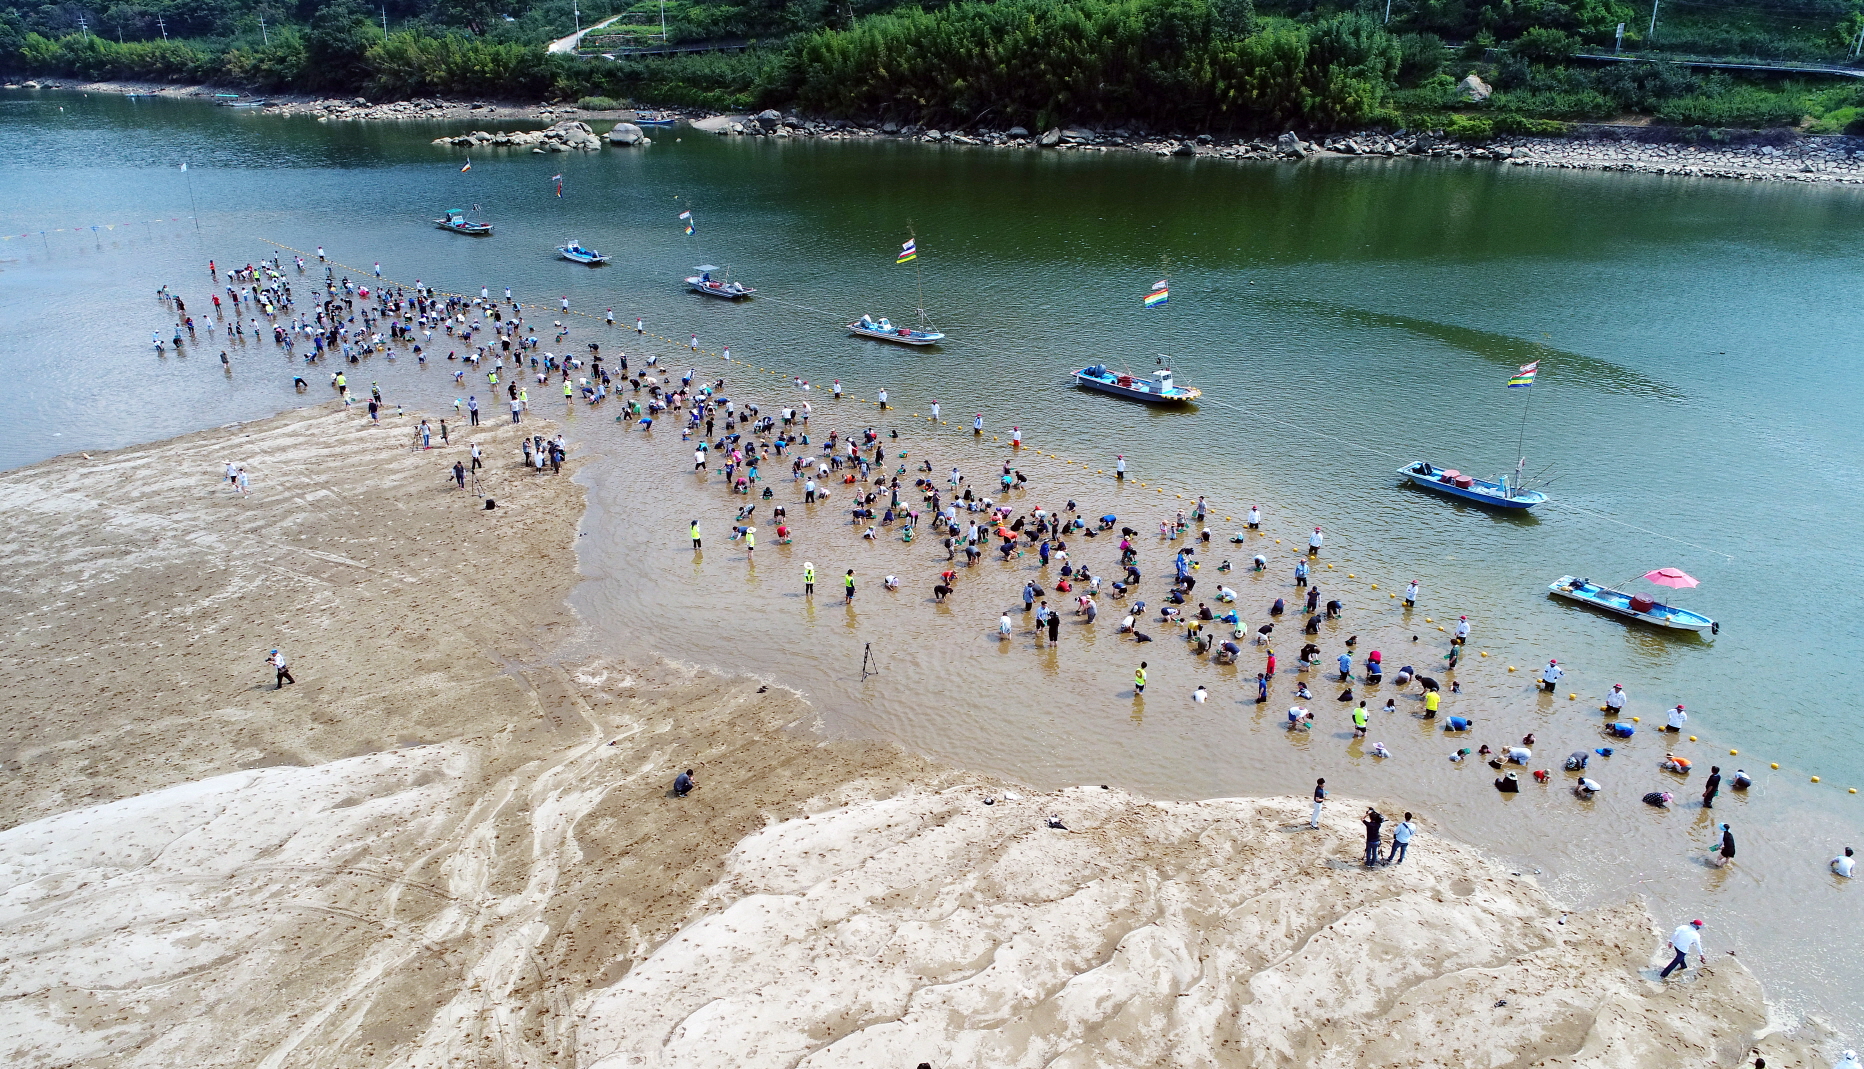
[{"left": 1398, "top": 463, "right": 1545, "bottom": 510}]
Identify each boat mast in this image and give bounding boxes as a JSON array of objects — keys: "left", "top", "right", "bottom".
[{"left": 1513, "top": 375, "right": 1535, "bottom": 494}]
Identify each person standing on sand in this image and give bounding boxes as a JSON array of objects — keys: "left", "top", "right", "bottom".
[
  {"left": 453, "top": 461, "right": 466, "bottom": 489},
  {"left": 268, "top": 648, "right": 294, "bottom": 689},
  {"left": 1310, "top": 778, "right": 1326, "bottom": 828},
  {"left": 1658, "top": 919, "right": 1706, "bottom": 979},
  {"left": 1385, "top": 812, "right": 1416, "bottom": 865},
  {"left": 1362, "top": 807, "right": 1384, "bottom": 867}
]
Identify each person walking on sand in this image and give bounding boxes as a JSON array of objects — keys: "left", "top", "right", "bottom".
[
  {"left": 1310, "top": 778, "right": 1327, "bottom": 828},
  {"left": 1385, "top": 812, "right": 1416, "bottom": 865},
  {"left": 267, "top": 648, "right": 294, "bottom": 689},
  {"left": 673, "top": 769, "right": 695, "bottom": 797},
  {"left": 1133, "top": 662, "right": 1147, "bottom": 695},
  {"left": 1658, "top": 919, "right": 1706, "bottom": 979}
]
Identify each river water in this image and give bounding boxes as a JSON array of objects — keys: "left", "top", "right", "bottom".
[{"left": 3, "top": 88, "right": 1859, "bottom": 1038}]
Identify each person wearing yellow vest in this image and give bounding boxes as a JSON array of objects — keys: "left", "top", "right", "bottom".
[
  {"left": 564, "top": 379, "right": 573, "bottom": 400},
  {"left": 803, "top": 562, "right": 815, "bottom": 597},
  {"left": 1424, "top": 689, "right": 1441, "bottom": 718},
  {"left": 744, "top": 528, "right": 755, "bottom": 555},
  {"left": 1134, "top": 662, "right": 1147, "bottom": 694},
  {"left": 690, "top": 520, "right": 701, "bottom": 550},
  {"left": 843, "top": 569, "right": 855, "bottom": 602}
]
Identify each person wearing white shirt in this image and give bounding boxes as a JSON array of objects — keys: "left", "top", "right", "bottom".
[
  {"left": 1658, "top": 919, "right": 1705, "bottom": 979},
  {"left": 1540, "top": 659, "right": 1564, "bottom": 692},
  {"left": 1308, "top": 526, "right": 1324, "bottom": 555},
  {"left": 1605, "top": 683, "right": 1627, "bottom": 715},
  {"left": 1454, "top": 616, "right": 1471, "bottom": 644},
  {"left": 1834, "top": 847, "right": 1856, "bottom": 878},
  {"left": 1667, "top": 704, "right": 1688, "bottom": 732},
  {"left": 1247, "top": 505, "right": 1260, "bottom": 529}
]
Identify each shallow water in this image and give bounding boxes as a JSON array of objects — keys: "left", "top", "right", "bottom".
[{"left": 2, "top": 88, "right": 1859, "bottom": 1037}]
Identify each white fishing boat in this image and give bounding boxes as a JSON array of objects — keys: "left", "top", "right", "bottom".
[
  {"left": 848, "top": 315, "right": 944, "bottom": 345},
  {"left": 558, "top": 241, "right": 609, "bottom": 265},
  {"left": 685, "top": 266, "right": 753, "bottom": 299}
]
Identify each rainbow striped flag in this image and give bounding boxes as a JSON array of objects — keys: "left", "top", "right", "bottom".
[
  {"left": 897, "top": 238, "right": 917, "bottom": 264},
  {"left": 1144, "top": 280, "right": 1169, "bottom": 308},
  {"left": 679, "top": 210, "right": 694, "bottom": 235},
  {"left": 1508, "top": 360, "right": 1538, "bottom": 387}
]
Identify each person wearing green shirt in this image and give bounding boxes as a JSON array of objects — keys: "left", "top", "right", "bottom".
[
  {"left": 690, "top": 521, "right": 700, "bottom": 549},
  {"left": 1353, "top": 701, "right": 1369, "bottom": 737},
  {"left": 803, "top": 562, "right": 815, "bottom": 596},
  {"left": 1134, "top": 662, "right": 1147, "bottom": 694},
  {"left": 844, "top": 570, "right": 855, "bottom": 602}
]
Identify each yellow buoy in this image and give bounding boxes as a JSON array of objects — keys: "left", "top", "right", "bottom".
[
  {"left": 1851, "top": 788, "right": 1857, "bottom": 794},
  {"left": 1508, "top": 666, "right": 1517, "bottom": 672},
  {"left": 1812, "top": 776, "right": 1821, "bottom": 783},
  {"left": 1224, "top": 516, "right": 1232, "bottom": 522},
  {"left": 1480, "top": 651, "right": 1488, "bottom": 657},
  {"left": 1275, "top": 539, "right": 1281, "bottom": 544},
  {"left": 1689, "top": 736, "right": 1696, "bottom": 742},
  {"left": 1631, "top": 717, "right": 1639, "bottom": 722},
  {"left": 1425, "top": 617, "right": 1434, "bottom": 623},
  {"left": 1771, "top": 763, "right": 1780, "bottom": 769},
  {"left": 1437, "top": 625, "right": 1446, "bottom": 631},
  {"left": 1729, "top": 749, "right": 1738, "bottom": 755},
  {"left": 1176, "top": 493, "right": 1183, "bottom": 498}
]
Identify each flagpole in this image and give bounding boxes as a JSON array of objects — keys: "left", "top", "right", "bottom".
[{"left": 1516, "top": 379, "right": 1534, "bottom": 471}]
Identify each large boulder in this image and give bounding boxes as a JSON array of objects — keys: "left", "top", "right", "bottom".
[
  {"left": 1457, "top": 73, "right": 1493, "bottom": 102},
  {"left": 1172, "top": 140, "right": 1197, "bottom": 157},
  {"left": 1038, "top": 127, "right": 1062, "bottom": 148},
  {"left": 1276, "top": 131, "right": 1306, "bottom": 158},
  {"left": 608, "top": 122, "right": 644, "bottom": 146},
  {"left": 1007, "top": 126, "right": 1030, "bottom": 139},
  {"left": 755, "top": 108, "right": 783, "bottom": 130}
]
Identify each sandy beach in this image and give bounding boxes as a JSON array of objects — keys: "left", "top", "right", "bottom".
[{"left": 0, "top": 400, "right": 1836, "bottom": 1067}]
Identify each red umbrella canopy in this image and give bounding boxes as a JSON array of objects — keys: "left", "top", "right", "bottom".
[{"left": 1643, "top": 568, "right": 1699, "bottom": 589}]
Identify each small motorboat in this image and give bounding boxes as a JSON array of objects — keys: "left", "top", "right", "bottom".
[
  {"left": 685, "top": 266, "right": 753, "bottom": 299},
  {"left": 1398, "top": 461, "right": 1546, "bottom": 510},
  {"left": 435, "top": 209, "right": 492, "bottom": 236},
  {"left": 1072, "top": 364, "right": 1201, "bottom": 404},
  {"left": 848, "top": 315, "right": 943, "bottom": 345},
  {"left": 558, "top": 241, "right": 609, "bottom": 265},
  {"left": 636, "top": 114, "right": 677, "bottom": 127},
  {"left": 1548, "top": 576, "right": 1717, "bottom": 634}
]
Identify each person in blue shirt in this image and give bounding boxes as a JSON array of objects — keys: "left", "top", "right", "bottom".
[
  {"left": 1384, "top": 813, "right": 1416, "bottom": 865},
  {"left": 1445, "top": 715, "right": 1474, "bottom": 731},
  {"left": 1337, "top": 651, "right": 1353, "bottom": 681},
  {"left": 673, "top": 769, "right": 695, "bottom": 797}
]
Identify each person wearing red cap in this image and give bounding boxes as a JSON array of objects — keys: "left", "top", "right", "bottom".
[
  {"left": 1308, "top": 526, "right": 1324, "bottom": 556},
  {"left": 1539, "top": 658, "right": 1564, "bottom": 692},
  {"left": 1659, "top": 918, "right": 1706, "bottom": 979},
  {"left": 1667, "top": 704, "right": 1688, "bottom": 732},
  {"left": 1454, "top": 616, "right": 1470, "bottom": 645}
]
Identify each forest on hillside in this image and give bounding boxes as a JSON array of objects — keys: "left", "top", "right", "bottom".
[{"left": 6, "top": 0, "right": 1864, "bottom": 131}]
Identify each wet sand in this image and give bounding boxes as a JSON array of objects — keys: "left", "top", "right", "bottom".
[{"left": 0, "top": 401, "right": 1827, "bottom": 1066}]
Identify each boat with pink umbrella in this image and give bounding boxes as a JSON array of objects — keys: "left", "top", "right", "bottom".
[{"left": 1548, "top": 568, "right": 1717, "bottom": 634}]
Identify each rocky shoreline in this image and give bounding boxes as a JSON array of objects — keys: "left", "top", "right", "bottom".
[{"left": 22, "top": 78, "right": 1864, "bottom": 185}]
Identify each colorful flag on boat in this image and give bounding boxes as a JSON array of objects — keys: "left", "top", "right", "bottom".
[
  {"left": 1144, "top": 280, "right": 1169, "bottom": 308},
  {"left": 460, "top": 159, "right": 471, "bottom": 172},
  {"left": 1508, "top": 360, "right": 1538, "bottom": 387},
  {"left": 679, "top": 210, "right": 694, "bottom": 235},
  {"left": 897, "top": 238, "right": 917, "bottom": 264},
  {"left": 552, "top": 174, "right": 563, "bottom": 197}
]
